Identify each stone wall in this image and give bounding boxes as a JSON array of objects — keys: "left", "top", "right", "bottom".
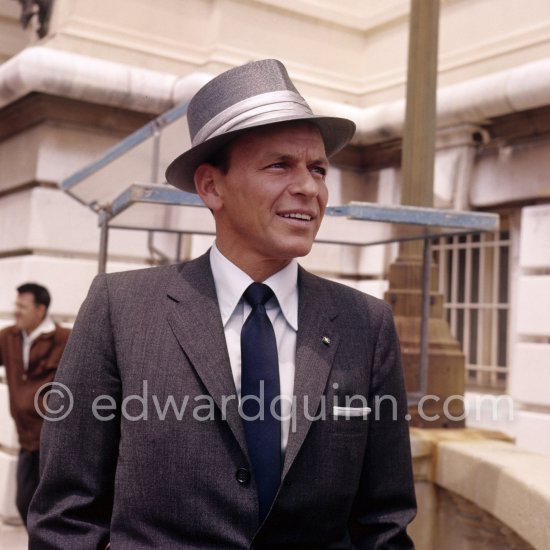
[
  {"left": 427, "top": 486, "right": 533, "bottom": 549},
  {"left": 14, "top": 0, "right": 550, "bottom": 106},
  {"left": 509, "top": 204, "right": 550, "bottom": 457},
  {"left": 410, "top": 429, "right": 550, "bottom": 550}
]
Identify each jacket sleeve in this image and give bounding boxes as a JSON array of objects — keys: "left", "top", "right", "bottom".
[
  {"left": 350, "top": 302, "right": 417, "bottom": 549},
  {"left": 27, "top": 275, "right": 120, "bottom": 550}
]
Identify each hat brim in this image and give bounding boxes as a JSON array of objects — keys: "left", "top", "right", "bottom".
[{"left": 165, "top": 114, "right": 355, "bottom": 193}]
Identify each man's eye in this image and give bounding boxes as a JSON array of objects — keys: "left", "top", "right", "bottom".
[{"left": 311, "top": 166, "right": 327, "bottom": 177}]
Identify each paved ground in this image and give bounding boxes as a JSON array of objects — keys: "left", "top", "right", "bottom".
[{"left": 0, "top": 522, "right": 27, "bottom": 549}]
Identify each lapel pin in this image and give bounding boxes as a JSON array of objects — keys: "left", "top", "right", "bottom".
[{"left": 322, "top": 336, "right": 331, "bottom": 346}]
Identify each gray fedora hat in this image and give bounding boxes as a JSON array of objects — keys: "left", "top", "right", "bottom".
[{"left": 165, "top": 59, "right": 356, "bottom": 193}]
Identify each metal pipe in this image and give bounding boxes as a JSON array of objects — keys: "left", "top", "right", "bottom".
[
  {"left": 98, "top": 209, "right": 109, "bottom": 274},
  {"left": 151, "top": 127, "right": 161, "bottom": 183},
  {"left": 419, "top": 238, "right": 432, "bottom": 396}
]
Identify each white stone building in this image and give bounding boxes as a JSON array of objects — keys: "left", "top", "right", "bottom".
[{"left": 1, "top": 0, "right": 549, "bottom": 547}]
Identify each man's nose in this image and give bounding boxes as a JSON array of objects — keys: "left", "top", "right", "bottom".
[{"left": 289, "top": 167, "right": 319, "bottom": 197}]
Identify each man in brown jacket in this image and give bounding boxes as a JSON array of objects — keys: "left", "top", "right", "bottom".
[{"left": 0, "top": 283, "right": 70, "bottom": 526}]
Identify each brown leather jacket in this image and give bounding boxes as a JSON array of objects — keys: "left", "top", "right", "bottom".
[{"left": 0, "top": 324, "right": 71, "bottom": 451}]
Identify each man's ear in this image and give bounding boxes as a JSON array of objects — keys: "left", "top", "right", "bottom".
[
  {"left": 37, "top": 303, "right": 47, "bottom": 321},
  {"left": 194, "top": 164, "right": 224, "bottom": 211}
]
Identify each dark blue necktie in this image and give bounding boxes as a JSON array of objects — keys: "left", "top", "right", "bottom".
[{"left": 240, "top": 283, "right": 281, "bottom": 524}]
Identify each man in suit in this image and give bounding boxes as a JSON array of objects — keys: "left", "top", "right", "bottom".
[
  {"left": 28, "top": 59, "right": 416, "bottom": 548},
  {"left": 0, "top": 283, "right": 70, "bottom": 526}
]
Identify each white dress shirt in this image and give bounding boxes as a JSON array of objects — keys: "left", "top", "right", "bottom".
[
  {"left": 22, "top": 316, "right": 56, "bottom": 371},
  {"left": 209, "top": 242, "right": 298, "bottom": 454}
]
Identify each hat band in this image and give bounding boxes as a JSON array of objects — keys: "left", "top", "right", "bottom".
[{"left": 192, "top": 90, "right": 312, "bottom": 146}]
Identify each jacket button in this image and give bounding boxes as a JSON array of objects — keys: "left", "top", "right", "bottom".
[
  {"left": 21, "top": 374, "right": 27, "bottom": 381},
  {"left": 236, "top": 468, "right": 250, "bottom": 484}
]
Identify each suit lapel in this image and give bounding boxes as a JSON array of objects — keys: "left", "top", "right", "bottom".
[
  {"left": 164, "top": 257, "right": 340, "bottom": 477},
  {"left": 165, "top": 252, "right": 249, "bottom": 459},
  {"left": 282, "top": 267, "right": 340, "bottom": 479}
]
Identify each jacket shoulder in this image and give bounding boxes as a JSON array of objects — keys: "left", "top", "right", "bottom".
[
  {"left": 86, "top": 262, "right": 196, "bottom": 311},
  {"left": 0, "top": 325, "right": 18, "bottom": 340},
  {"left": 92, "top": 263, "right": 183, "bottom": 299},
  {"left": 53, "top": 324, "right": 71, "bottom": 341},
  {"left": 102, "top": 263, "right": 181, "bottom": 286}
]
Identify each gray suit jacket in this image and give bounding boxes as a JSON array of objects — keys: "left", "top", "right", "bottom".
[{"left": 28, "top": 252, "right": 416, "bottom": 549}]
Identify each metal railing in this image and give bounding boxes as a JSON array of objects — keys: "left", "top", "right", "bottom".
[{"left": 433, "top": 231, "right": 511, "bottom": 391}]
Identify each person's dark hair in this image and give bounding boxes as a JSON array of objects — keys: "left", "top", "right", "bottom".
[
  {"left": 17, "top": 283, "right": 51, "bottom": 310},
  {"left": 205, "top": 142, "right": 233, "bottom": 174}
]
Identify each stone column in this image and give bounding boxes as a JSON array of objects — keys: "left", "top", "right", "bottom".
[{"left": 386, "top": 0, "right": 466, "bottom": 427}]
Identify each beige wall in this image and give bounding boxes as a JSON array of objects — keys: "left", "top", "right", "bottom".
[{"left": 25, "top": 0, "right": 550, "bottom": 106}]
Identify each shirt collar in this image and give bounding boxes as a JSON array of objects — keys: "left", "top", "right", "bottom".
[
  {"left": 23, "top": 315, "right": 56, "bottom": 342},
  {"left": 209, "top": 242, "right": 298, "bottom": 330}
]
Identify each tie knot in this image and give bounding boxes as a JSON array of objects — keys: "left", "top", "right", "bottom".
[{"left": 243, "top": 283, "right": 274, "bottom": 307}]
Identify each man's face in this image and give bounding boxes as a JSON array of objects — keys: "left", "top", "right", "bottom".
[
  {"left": 15, "top": 293, "right": 45, "bottom": 333},
  {"left": 201, "top": 122, "right": 329, "bottom": 275}
]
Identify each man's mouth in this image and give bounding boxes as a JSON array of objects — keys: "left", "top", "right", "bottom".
[{"left": 279, "top": 212, "right": 313, "bottom": 221}]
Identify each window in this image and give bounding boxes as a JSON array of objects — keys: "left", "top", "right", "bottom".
[{"left": 432, "top": 229, "right": 511, "bottom": 391}]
